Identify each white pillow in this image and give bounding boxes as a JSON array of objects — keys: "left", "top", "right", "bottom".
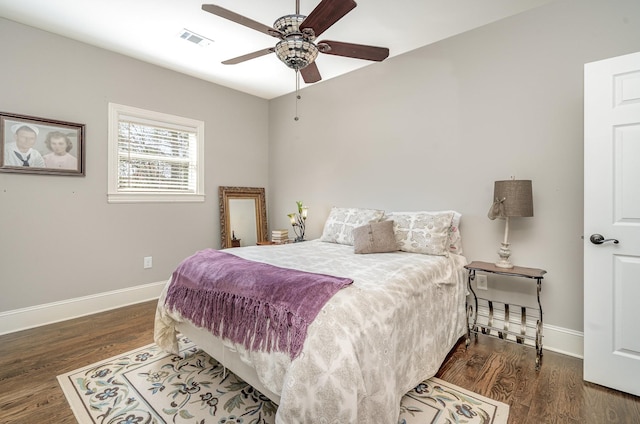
[
  {"left": 385, "top": 211, "right": 455, "bottom": 256},
  {"left": 320, "top": 207, "right": 385, "bottom": 245}
]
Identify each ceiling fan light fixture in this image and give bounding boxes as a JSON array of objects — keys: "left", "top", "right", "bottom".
[
  {"left": 275, "top": 38, "right": 319, "bottom": 70},
  {"left": 273, "top": 14, "right": 309, "bottom": 37}
]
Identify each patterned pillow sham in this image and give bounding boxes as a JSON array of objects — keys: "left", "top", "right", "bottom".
[
  {"left": 385, "top": 211, "right": 455, "bottom": 256},
  {"left": 353, "top": 220, "right": 399, "bottom": 254},
  {"left": 320, "top": 207, "right": 385, "bottom": 246},
  {"left": 444, "top": 210, "right": 463, "bottom": 255}
]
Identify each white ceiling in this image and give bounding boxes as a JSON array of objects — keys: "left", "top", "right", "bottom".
[{"left": 0, "top": 0, "right": 553, "bottom": 99}]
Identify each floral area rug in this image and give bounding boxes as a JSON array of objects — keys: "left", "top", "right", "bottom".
[{"left": 58, "top": 335, "right": 509, "bottom": 424}]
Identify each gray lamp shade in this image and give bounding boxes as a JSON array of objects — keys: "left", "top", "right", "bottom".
[{"left": 488, "top": 180, "right": 534, "bottom": 219}]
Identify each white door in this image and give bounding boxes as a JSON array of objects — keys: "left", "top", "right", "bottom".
[{"left": 584, "top": 51, "right": 640, "bottom": 396}]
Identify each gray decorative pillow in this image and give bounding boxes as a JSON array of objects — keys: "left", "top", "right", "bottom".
[
  {"left": 385, "top": 211, "right": 455, "bottom": 256},
  {"left": 353, "top": 220, "right": 399, "bottom": 254},
  {"left": 320, "top": 207, "right": 385, "bottom": 245}
]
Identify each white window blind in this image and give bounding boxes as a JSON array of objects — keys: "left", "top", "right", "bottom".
[
  {"left": 108, "top": 103, "right": 204, "bottom": 203},
  {"left": 117, "top": 119, "right": 196, "bottom": 192}
]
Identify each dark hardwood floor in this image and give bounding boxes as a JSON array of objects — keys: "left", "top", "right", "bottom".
[{"left": 0, "top": 300, "right": 638, "bottom": 423}]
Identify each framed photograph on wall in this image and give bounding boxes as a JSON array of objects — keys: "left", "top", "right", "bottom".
[{"left": 0, "top": 112, "right": 85, "bottom": 176}]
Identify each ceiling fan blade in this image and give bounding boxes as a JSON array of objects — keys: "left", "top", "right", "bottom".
[
  {"left": 318, "top": 40, "right": 389, "bottom": 61},
  {"left": 222, "top": 47, "right": 275, "bottom": 65},
  {"left": 300, "top": 62, "right": 322, "bottom": 83},
  {"left": 202, "top": 4, "right": 281, "bottom": 38},
  {"left": 300, "top": 0, "right": 357, "bottom": 38}
]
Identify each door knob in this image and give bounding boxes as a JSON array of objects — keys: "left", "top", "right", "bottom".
[{"left": 590, "top": 234, "right": 619, "bottom": 245}]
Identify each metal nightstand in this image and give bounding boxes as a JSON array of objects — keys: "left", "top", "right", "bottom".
[{"left": 465, "top": 261, "right": 547, "bottom": 369}]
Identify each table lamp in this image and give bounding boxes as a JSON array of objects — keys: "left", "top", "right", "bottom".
[{"left": 488, "top": 179, "right": 533, "bottom": 268}]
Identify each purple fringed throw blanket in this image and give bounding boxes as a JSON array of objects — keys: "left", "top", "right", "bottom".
[{"left": 164, "top": 249, "right": 353, "bottom": 360}]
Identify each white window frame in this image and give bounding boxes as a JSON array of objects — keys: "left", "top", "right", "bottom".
[{"left": 107, "top": 103, "right": 205, "bottom": 203}]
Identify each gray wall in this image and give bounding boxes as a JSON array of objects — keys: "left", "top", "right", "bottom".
[
  {"left": 0, "top": 18, "right": 269, "bottom": 312},
  {"left": 2, "top": 0, "right": 639, "bottom": 338},
  {"left": 268, "top": 0, "right": 640, "bottom": 333}
]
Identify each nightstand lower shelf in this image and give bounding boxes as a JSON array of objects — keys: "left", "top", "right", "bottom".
[{"left": 468, "top": 297, "right": 543, "bottom": 366}]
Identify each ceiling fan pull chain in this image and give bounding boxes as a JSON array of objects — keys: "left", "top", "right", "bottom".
[{"left": 294, "top": 70, "right": 301, "bottom": 121}]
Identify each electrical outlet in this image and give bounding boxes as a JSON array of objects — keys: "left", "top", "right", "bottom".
[
  {"left": 143, "top": 256, "right": 153, "bottom": 269},
  {"left": 476, "top": 274, "right": 488, "bottom": 290}
]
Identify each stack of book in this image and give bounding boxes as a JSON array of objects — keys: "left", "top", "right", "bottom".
[{"left": 271, "top": 229, "right": 289, "bottom": 244}]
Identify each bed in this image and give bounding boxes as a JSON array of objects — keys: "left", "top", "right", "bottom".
[{"left": 154, "top": 208, "right": 467, "bottom": 423}]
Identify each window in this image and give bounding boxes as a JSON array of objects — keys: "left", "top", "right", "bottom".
[{"left": 108, "top": 103, "right": 204, "bottom": 203}]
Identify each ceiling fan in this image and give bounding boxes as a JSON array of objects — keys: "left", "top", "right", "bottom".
[{"left": 202, "top": 0, "right": 390, "bottom": 84}]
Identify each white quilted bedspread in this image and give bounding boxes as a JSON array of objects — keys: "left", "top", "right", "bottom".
[{"left": 155, "top": 240, "right": 468, "bottom": 424}]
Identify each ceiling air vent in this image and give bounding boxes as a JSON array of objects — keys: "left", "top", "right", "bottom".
[{"left": 178, "top": 29, "right": 213, "bottom": 47}]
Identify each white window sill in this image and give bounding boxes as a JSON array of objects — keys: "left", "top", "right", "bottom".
[{"left": 107, "top": 193, "right": 205, "bottom": 203}]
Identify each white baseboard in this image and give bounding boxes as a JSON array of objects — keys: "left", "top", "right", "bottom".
[
  {"left": 1, "top": 284, "right": 585, "bottom": 359},
  {"left": 0, "top": 281, "right": 167, "bottom": 336},
  {"left": 472, "top": 304, "right": 584, "bottom": 359},
  {"left": 542, "top": 323, "right": 584, "bottom": 359}
]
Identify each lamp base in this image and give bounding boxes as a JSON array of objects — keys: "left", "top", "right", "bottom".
[{"left": 495, "top": 242, "right": 514, "bottom": 269}]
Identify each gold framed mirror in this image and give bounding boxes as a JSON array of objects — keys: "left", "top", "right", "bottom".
[{"left": 219, "top": 186, "right": 268, "bottom": 249}]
